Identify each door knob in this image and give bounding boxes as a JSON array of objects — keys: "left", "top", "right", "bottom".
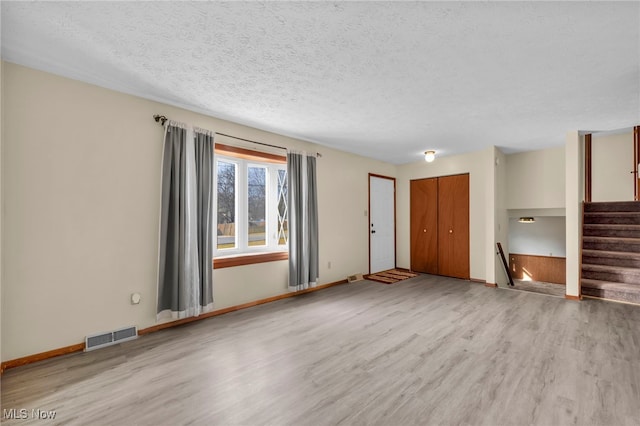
[
  {"left": 423, "top": 229, "right": 426, "bottom": 233},
  {"left": 449, "top": 229, "right": 453, "bottom": 234}
]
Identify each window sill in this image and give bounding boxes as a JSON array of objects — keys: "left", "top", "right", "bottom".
[{"left": 213, "top": 251, "right": 288, "bottom": 269}]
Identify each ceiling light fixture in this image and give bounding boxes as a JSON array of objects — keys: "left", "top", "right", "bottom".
[
  {"left": 518, "top": 217, "right": 535, "bottom": 223},
  {"left": 424, "top": 150, "right": 436, "bottom": 162}
]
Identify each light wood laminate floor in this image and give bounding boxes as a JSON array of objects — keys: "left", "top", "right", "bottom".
[
  {"left": 2, "top": 275, "right": 640, "bottom": 425},
  {"left": 509, "top": 279, "right": 566, "bottom": 298}
]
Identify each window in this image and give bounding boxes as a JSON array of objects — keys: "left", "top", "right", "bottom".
[{"left": 214, "top": 144, "right": 287, "bottom": 261}]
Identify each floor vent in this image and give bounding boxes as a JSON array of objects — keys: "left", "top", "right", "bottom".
[
  {"left": 85, "top": 326, "right": 138, "bottom": 352},
  {"left": 348, "top": 273, "right": 364, "bottom": 283}
]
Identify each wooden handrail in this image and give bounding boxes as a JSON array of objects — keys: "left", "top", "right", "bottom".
[
  {"left": 635, "top": 126, "right": 640, "bottom": 200},
  {"left": 497, "top": 242, "right": 514, "bottom": 287},
  {"left": 585, "top": 133, "right": 592, "bottom": 202}
]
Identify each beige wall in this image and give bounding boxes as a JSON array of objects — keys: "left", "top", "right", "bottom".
[
  {"left": 1, "top": 60, "right": 4, "bottom": 362},
  {"left": 485, "top": 147, "right": 502, "bottom": 286},
  {"left": 494, "top": 148, "right": 509, "bottom": 286},
  {"left": 592, "top": 131, "right": 634, "bottom": 202},
  {"left": 506, "top": 146, "right": 565, "bottom": 209},
  {"left": 1, "top": 62, "right": 395, "bottom": 361},
  {"left": 483, "top": 146, "right": 509, "bottom": 287},
  {"left": 396, "top": 148, "right": 490, "bottom": 281},
  {"left": 485, "top": 147, "right": 509, "bottom": 287},
  {"left": 485, "top": 148, "right": 497, "bottom": 285},
  {"left": 1, "top": 60, "right": 580, "bottom": 362},
  {"left": 565, "top": 131, "right": 583, "bottom": 297}
]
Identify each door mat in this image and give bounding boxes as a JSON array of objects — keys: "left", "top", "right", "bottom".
[{"left": 365, "top": 269, "right": 418, "bottom": 284}]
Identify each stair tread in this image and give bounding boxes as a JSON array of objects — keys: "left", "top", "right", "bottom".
[
  {"left": 581, "top": 279, "right": 640, "bottom": 291},
  {"left": 584, "top": 201, "right": 640, "bottom": 212},
  {"left": 582, "top": 249, "right": 640, "bottom": 258},
  {"left": 584, "top": 224, "right": 640, "bottom": 229},
  {"left": 582, "top": 263, "right": 640, "bottom": 273},
  {"left": 585, "top": 211, "right": 640, "bottom": 215},
  {"left": 583, "top": 236, "right": 640, "bottom": 243},
  {"left": 584, "top": 211, "right": 640, "bottom": 216},
  {"left": 586, "top": 201, "right": 640, "bottom": 205}
]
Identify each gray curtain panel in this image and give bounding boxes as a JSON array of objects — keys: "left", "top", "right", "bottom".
[
  {"left": 287, "top": 151, "right": 319, "bottom": 291},
  {"left": 194, "top": 129, "right": 215, "bottom": 310},
  {"left": 157, "top": 124, "right": 214, "bottom": 319},
  {"left": 157, "top": 124, "right": 190, "bottom": 316}
]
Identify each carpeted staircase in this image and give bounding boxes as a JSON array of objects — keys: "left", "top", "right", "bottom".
[{"left": 582, "top": 201, "right": 640, "bottom": 304}]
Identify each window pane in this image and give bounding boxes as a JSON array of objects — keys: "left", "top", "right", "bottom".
[
  {"left": 277, "top": 169, "right": 288, "bottom": 245},
  {"left": 248, "top": 166, "right": 266, "bottom": 246},
  {"left": 217, "top": 160, "right": 236, "bottom": 249}
]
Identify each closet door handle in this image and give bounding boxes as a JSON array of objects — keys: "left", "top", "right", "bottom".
[{"left": 449, "top": 229, "right": 453, "bottom": 234}]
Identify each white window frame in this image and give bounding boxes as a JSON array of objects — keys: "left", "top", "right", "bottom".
[{"left": 214, "top": 154, "right": 287, "bottom": 257}]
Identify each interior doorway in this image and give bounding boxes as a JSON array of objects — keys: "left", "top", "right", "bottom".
[
  {"left": 585, "top": 126, "right": 640, "bottom": 202},
  {"left": 506, "top": 214, "right": 566, "bottom": 297},
  {"left": 592, "top": 130, "right": 635, "bottom": 201}
]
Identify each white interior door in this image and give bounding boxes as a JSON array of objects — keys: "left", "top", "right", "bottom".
[{"left": 369, "top": 175, "right": 396, "bottom": 273}]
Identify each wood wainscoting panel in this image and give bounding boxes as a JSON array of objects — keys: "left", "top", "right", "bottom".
[{"left": 509, "top": 253, "right": 566, "bottom": 285}]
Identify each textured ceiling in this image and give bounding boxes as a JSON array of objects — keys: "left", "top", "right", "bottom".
[{"left": 2, "top": 1, "right": 639, "bottom": 164}]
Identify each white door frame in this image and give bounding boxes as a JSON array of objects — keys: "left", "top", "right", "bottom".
[{"left": 369, "top": 174, "right": 396, "bottom": 274}]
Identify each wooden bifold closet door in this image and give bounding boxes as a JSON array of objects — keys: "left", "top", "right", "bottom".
[
  {"left": 410, "top": 174, "right": 470, "bottom": 280},
  {"left": 410, "top": 178, "right": 438, "bottom": 273}
]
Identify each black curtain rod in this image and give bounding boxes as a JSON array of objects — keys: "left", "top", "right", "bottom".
[
  {"left": 216, "top": 132, "right": 286, "bottom": 151},
  {"left": 153, "top": 114, "right": 321, "bottom": 157}
]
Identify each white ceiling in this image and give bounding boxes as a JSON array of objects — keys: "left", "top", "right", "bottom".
[{"left": 2, "top": 1, "right": 639, "bottom": 164}]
